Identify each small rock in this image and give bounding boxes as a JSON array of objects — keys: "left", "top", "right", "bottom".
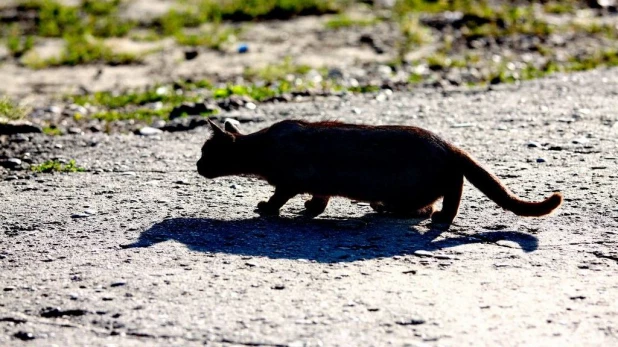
[
  {"left": 169, "top": 102, "right": 218, "bottom": 119},
  {"left": 184, "top": 49, "right": 198, "bottom": 60},
  {"left": 572, "top": 109, "right": 589, "bottom": 120},
  {"left": 40, "top": 307, "right": 88, "bottom": 318},
  {"left": 245, "top": 102, "right": 257, "bottom": 110},
  {"left": 375, "top": 93, "right": 387, "bottom": 102},
  {"left": 9, "top": 133, "right": 29, "bottom": 143},
  {"left": 527, "top": 141, "right": 541, "bottom": 148},
  {"left": 451, "top": 123, "right": 474, "bottom": 128},
  {"left": 327, "top": 68, "right": 344, "bottom": 80},
  {"left": 396, "top": 318, "right": 426, "bottom": 326},
  {"left": 71, "top": 212, "right": 90, "bottom": 219},
  {"left": 433, "top": 254, "right": 457, "bottom": 260},
  {"left": 13, "top": 331, "right": 35, "bottom": 341},
  {"left": 413, "top": 250, "right": 433, "bottom": 257},
  {"left": 572, "top": 137, "right": 589, "bottom": 144},
  {"left": 217, "top": 95, "right": 252, "bottom": 111},
  {"left": 0, "top": 121, "right": 42, "bottom": 135},
  {"left": 152, "top": 120, "right": 166, "bottom": 128},
  {"left": 138, "top": 126, "right": 163, "bottom": 136},
  {"left": 68, "top": 127, "right": 82, "bottom": 134},
  {"left": 5, "top": 175, "right": 18, "bottom": 181},
  {"left": 47, "top": 106, "right": 62, "bottom": 114},
  {"left": 160, "top": 116, "right": 210, "bottom": 132},
  {"left": 0, "top": 158, "right": 22, "bottom": 170}
]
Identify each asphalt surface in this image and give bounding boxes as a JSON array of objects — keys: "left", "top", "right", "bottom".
[{"left": 1, "top": 68, "right": 618, "bottom": 346}]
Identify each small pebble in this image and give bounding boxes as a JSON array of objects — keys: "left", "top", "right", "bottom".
[
  {"left": 527, "top": 141, "right": 541, "bottom": 148},
  {"left": 396, "top": 318, "right": 426, "bottom": 325},
  {"left": 238, "top": 43, "right": 249, "bottom": 53},
  {"left": 451, "top": 123, "right": 475, "bottom": 128},
  {"left": 414, "top": 250, "right": 433, "bottom": 257},
  {"left": 139, "top": 127, "right": 163, "bottom": 136},
  {"left": 14, "top": 331, "right": 35, "bottom": 341}
]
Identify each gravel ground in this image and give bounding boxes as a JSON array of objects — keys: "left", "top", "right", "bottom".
[{"left": 1, "top": 68, "right": 618, "bottom": 346}]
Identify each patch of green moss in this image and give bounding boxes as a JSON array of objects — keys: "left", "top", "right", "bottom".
[
  {"left": 175, "top": 25, "right": 241, "bottom": 50},
  {"left": 24, "top": 35, "right": 143, "bottom": 68},
  {"left": 325, "top": 14, "right": 379, "bottom": 29},
  {"left": 42, "top": 126, "right": 63, "bottom": 136},
  {"left": 92, "top": 107, "right": 173, "bottom": 123},
  {"left": 5, "top": 24, "right": 34, "bottom": 58},
  {"left": 244, "top": 57, "right": 312, "bottom": 82},
  {"left": 31, "top": 159, "right": 85, "bottom": 173},
  {"left": 71, "top": 86, "right": 193, "bottom": 109},
  {"left": 0, "top": 97, "right": 28, "bottom": 120}
]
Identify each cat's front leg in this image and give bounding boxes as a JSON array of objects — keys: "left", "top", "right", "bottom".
[{"left": 257, "top": 187, "right": 297, "bottom": 216}]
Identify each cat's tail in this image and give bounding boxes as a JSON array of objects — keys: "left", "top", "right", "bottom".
[{"left": 456, "top": 149, "right": 563, "bottom": 216}]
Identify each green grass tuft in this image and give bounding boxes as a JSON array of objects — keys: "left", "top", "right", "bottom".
[
  {"left": 42, "top": 126, "right": 63, "bottom": 136},
  {"left": 175, "top": 25, "right": 241, "bottom": 50},
  {"left": 92, "top": 107, "right": 173, "bottom": 123},
  {"left": 325, "top": 14, "right": 379, "bottom": 29},
  {"left": 31, "top": 159, "right": 85, "bottom": 173},
  {"left": 0, "top": 97, "right": 28, "bottom": 120},
  {"left": 25, "top": 35, "right": 143, "bottom": 68},
  {"left": 244, "top": 57, "right": 312, "bottom": 82}
]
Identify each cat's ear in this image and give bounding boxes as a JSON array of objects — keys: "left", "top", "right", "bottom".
[
  {"left": 207, "top": 119, "right": 225, "bottom": 137},
  {"left": 224, "top": 120, "right": 242, "bottom": 135}
]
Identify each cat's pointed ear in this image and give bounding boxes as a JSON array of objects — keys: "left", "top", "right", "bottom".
[
  {"left": 207, "top": 119, "right": 225, "bottom": 137},
  {"left": 224, "top": 120, "right": 242, "bottom": 135}
]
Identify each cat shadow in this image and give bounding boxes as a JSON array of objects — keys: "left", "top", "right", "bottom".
[{"left": 122, "top": 215, "right": 538, "bottom": 263}]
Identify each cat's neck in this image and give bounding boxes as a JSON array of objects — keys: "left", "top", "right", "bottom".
[{"left": 232, "top": 133, "right": 266, "bottom": 176}]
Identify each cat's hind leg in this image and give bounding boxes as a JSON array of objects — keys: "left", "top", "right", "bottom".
[
  {"left": 431, "top": 174, "right": 464, "bottom": 229},
  {"left": 304, "top": 195, "right": 330, "bottom": 217}
]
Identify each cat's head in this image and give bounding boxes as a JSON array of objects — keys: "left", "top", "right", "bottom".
[{"left": 196, "top": 119, "right": 242, "bottom": 179}]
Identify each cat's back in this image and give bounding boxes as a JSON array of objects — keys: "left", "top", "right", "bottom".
[{"left": 260, "top": 120, "right": 452, "bottom": 168}]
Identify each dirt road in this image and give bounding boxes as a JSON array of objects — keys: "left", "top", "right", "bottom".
[{"left": 1, "top": 68, "right": 617, "bottom": 346}]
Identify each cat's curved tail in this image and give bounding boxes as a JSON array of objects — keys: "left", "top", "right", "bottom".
[{"left": 455, "top": 149, "right": 563, "bottom": 216}]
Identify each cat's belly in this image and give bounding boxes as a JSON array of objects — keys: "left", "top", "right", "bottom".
[{"left": 283, "top": 166, "right": 448, "bottom": 202}]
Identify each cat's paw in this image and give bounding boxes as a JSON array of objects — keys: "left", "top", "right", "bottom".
[
  {"left": 430, "top": 211, "right": 452, "bottom": 230},
  {"left": 370, "top": 202, "right": 386, "bottom": 213},
  {"left": 304, "top": 200, "right": 327, "bottom": 217},
  {"left": 257, "top": 201, "right": 279, "bottom": 216}
]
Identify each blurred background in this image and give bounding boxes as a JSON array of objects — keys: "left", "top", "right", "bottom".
[{"left": 0, "top": 0, "right": 617, "bottom": 135}]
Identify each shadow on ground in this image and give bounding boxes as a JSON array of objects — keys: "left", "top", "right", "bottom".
[{"left": 122, "top": 216, "right": 538, "bottom": 262}]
